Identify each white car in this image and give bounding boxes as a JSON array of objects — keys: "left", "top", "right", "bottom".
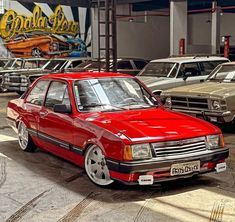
[{"left": 137, "top": 56, "right": 229, "bottom": 95}]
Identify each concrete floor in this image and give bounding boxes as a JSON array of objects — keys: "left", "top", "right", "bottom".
[{"left": 0, "top": 93, "right": 235, "bottom": 222}]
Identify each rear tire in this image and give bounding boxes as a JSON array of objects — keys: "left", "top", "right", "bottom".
[{"left": 17, "top": 121, "right": 37, "bottom": 152}]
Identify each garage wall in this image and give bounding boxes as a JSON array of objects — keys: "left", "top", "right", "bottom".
[
  {"left": 91, "top": 5, "right": 170, "bottom": 60},
  {"left": 91, "top": 3, "right": 235, "bottom": 60},
  {"left": 188, "top": 12, "right": 235, "bottom": 53},
  {"left": 116, "top": 16, "right": 170, "bottom": 60}
]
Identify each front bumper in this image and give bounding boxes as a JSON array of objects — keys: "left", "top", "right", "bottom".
[{"left": 106, "top": 148, "right": 229, "bottom": 184}]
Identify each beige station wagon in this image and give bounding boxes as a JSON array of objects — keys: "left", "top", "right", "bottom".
[{"left": 161, "top": 62, "right": 235, "bottom": 123}]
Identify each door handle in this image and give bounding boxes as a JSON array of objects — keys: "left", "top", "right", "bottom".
[{"left": 39, "top": 111, "right": 48, "bottom": 117}]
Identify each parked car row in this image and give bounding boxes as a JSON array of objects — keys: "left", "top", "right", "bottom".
[
  {"left": 0, "top": 57, "right": 88, "bottom": 94},
  {"left": 162, "top": 62, "right": 235, "bottom": 124}
]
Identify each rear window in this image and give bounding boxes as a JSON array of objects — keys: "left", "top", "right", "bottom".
[{"left": 117, "top": 61, "right": 133, "bottom": 70}]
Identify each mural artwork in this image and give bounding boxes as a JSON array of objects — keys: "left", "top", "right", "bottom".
[{"left": 0, "top": 1, "right": 91, "bottom": 58}]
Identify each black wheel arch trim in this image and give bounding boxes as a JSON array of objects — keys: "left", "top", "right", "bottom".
[{"left": 27, "top": 128, "right": 84, "bottom": 156}]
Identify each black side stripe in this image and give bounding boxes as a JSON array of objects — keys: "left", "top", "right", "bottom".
[{"left": 27, "top": 128, "right": 84, "bottom": 155}]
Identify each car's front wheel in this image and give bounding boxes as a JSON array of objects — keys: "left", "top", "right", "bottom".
[
  {"left": 17, "top": 121, "right": 36, "bottom": 152},
  {"left": 32, "top": 48, "right": 43, "bottom": 57},
  {"left": 84, "top": 145, "right": 113, "bottom": 186}
]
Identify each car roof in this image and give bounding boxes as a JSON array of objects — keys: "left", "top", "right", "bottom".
[
  {"left": 150, "top": 56, "right": 229, "bottom": 63},
  {"left": 50, "top": 57, "right": 90, "bottom": 62},
  {"left": 40, "top": 72, "right": 133, "bottom": 81}
]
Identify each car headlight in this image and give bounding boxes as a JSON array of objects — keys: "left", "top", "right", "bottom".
[
  {"left": 123, "top": 143, "right": 152, "bottom": 160},
  {"left": 165, "top": 97, "right": 172, "bottom": 108},
  {"left": 206, "top": 134, "right": 224, "bottom": 150},
  {"left": 211, "top": 100, "right": 221, "bottom": 110}
]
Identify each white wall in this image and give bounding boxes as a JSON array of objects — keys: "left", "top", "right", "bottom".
[{"left": 117, "top": 16, "right": 170, "bottom": 60}]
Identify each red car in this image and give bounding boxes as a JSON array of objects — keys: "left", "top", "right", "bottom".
[{"left": 7, "top": 72, "right": 229, "bottom": 186}]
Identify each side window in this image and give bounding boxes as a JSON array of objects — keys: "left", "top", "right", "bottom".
[
  {"left": 200, "top": 61, "right": 225, "bottom": 76},
  {"left": 45, "top": 81, "right": 70, "bottom": 109},
  {"left": 177, "top": 63, "right": 201, "bottom": 78},
  {"left": 117, "top": 61, "right": 133, "bottom": 69},
  {"left": 26, "top": 80, "right": 49, "bottom": 106},
  {"left": 134, "top": 60, "right": 148, "bottom": 70}
]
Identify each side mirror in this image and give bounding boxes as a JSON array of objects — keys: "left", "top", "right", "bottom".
[{"left": 53, "top": 104, "right": 72, "bottom": 114}]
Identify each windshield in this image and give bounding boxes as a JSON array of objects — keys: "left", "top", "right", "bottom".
[
  {"left": 76, "top": 61, "right": 106, "bottom": 69},
  {"left": 138, "top": 62, "right": 178, "bottom": 78},
  {"left": 74, "top": 77, "right": 158, "bottom": 112},
  {"left": 4, "top": 59, "right": 23, "bottom": 69},
  {"left": 208, "top": 65, "right": 235, "bottom": 82},
  {"left": 45, "top": 60, "right": 67, "bottom": 70}
]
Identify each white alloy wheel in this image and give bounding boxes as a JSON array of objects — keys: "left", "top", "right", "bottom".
[
  {"left": 18, "top": 121, "right": 29, "bottom": 150},
  {"left": 85, "top": 145, "right": 113, "bottom": 186}
]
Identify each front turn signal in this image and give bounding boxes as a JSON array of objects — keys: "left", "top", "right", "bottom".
[{"left": 123, "top": 145, "right": 133, "bottom": 161}]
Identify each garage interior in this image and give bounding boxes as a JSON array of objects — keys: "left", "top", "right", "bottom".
[{"left": 0, "top": 0, "right": 235, "bottom": 222}]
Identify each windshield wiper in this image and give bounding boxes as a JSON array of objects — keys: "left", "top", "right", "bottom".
[{"left": 81, "top": 103, "right": 127, "bottom": 110}]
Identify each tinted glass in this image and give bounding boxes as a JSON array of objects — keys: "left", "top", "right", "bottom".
[
  {"left": 117, "top": 61, "right": 133, "bottom": 69},
  {"left": 138, "top": 62, "right": 177, "bottom": 77},
  {"left": 177, "top": 63, "right": 200, "bottom": 78},
  {"left": 45, "top": 81, "right": 70, "bottom": 109},
  {"left": 134, "top": 60, "right": 148, "bottom": 70},
  {"left": 26, "top": 80, "right": 49, "bottom": 106}
]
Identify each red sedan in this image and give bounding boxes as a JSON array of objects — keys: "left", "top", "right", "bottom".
[{"left": 7, "top": 72, "right": 229, "bottom": 186}]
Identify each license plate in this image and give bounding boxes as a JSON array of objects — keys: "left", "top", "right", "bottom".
[{"left": 170, "top": 161, "right": 200, "bottom": 176}]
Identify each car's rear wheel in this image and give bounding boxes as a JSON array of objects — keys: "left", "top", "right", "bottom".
[
  {"left": 84, "top": 145, "right": 113, "bottom": 186},
  {"left": 17, "top": 121, "right": 36, "bottom": 152}
]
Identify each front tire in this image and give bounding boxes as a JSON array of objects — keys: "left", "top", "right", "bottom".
[
  {"left": 32, "top": 48, "right": 43, "bottom": 57},
  {"left": 17, "top": 121, "right": 36, "bottom": 152},
  {"left": 84, "top": 145, "right": 113, "bottom": 186}
]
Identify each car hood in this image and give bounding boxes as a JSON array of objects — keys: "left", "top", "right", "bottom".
[
  {"left": 163, "top": 81, "right": 235, "bottom": 98},
  {"left": 78, "top": 108, "right": 219, "bottom": 143}
]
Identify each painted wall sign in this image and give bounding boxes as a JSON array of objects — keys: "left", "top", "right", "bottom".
[{"left": 0, "top": 1, "right": 91, "bottom": 58}]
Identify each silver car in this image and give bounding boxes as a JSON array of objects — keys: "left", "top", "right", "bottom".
[{"left": 137, "top": 56, "right": 229, "bottom": 95}]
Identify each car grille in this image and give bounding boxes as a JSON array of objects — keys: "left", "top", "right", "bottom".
[
  {"left": 4, "top": 76, "right": 21, "bottom": 83},
  {"left": 171, "top": 96, "right": 209, "bottom": 110},
  {"left": 152, "top": 136, "right": 207, "bottom": 157}
]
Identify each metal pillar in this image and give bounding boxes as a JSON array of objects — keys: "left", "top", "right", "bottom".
[
  {"left": 97, "top": 0, "right": 117, "bottom": 72},
  {"left": 170, "top": 0, "right": 187, "bottom": 56},
  {"left": 211, "top": 1, "right": 221, "bottom": 54}
]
